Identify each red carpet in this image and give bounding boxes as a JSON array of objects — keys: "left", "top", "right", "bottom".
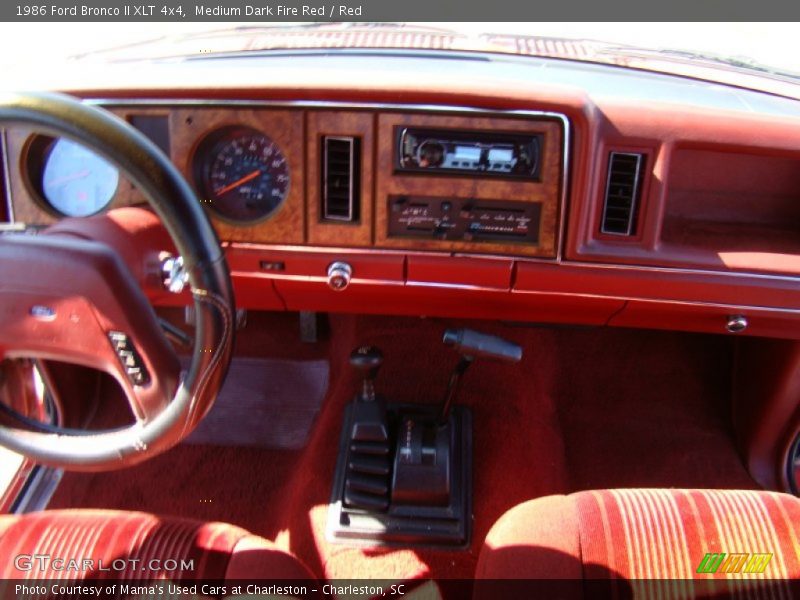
[
  {"left": 551, "top": 327, "right": 757, "bottom": 491},
  {"left": 49, "top": 313, "right": 756, "bottom": 585}
]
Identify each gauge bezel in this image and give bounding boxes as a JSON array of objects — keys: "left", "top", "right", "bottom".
[
  {"left": 191, "top": 125, "right": 291, "bottom": 226},
  {"left": 23, "top": 134, "right": 120, "bottom": 218}
]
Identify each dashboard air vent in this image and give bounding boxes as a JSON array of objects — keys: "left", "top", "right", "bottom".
[
  {"left": 322, "top": 136, "right": 360, "bottom": 222},
  {"left": 601, "top": 151, "right": 645, "bottom": 236}
]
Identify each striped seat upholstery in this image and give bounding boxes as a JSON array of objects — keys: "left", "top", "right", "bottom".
[
  {"left": 476, "top": 489, "right": 800, "bottom": 599},
  {"left": 0, "top": 509, "right": 314, "bottom": 582}
]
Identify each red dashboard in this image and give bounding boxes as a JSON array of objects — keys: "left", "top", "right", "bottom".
[{"left": 2, "top": 53, "right": 799, "bottom": 344}]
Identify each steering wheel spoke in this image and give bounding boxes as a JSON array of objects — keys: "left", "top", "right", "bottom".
[{"left": 0, "top": 235, "right": 180, "bottom": 423}]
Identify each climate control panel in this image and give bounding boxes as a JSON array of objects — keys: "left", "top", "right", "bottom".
[{"left": 387, "top": 195, "right": 541, "bottom": 245}]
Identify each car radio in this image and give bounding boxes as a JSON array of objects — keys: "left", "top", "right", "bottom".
[
  {"left": 388, "top": 195, "right": 541, "bottom": 244},
  {"left": 396, "top": 127, "right": 541, "bottom": 180}
]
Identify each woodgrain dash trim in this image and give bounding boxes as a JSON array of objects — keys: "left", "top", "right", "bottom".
[
  {"left": 306, "top": 111, "right": 374, "bottom": 247},
  {"left": 170, "top": 107, "right": 305, "bottom": 244},
  {"left": 375, "top": 112, "right": 563, "bottom": 258}
]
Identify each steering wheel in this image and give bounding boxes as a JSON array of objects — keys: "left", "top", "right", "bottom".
[{"left": 0, "top": 92, "right": 234, "bottom": 470}]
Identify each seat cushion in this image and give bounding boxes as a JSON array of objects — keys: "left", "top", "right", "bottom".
[
  {"left": 0, "top": 509, "right": 313, "bottom": 581},
  {"left": 477, "top": 489, "right": 800, "bottom": 597}
]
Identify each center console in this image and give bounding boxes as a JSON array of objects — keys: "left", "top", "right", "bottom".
[
  {"left": 327, "top": 328, "right": 522, "bottom": 547},
  {"left": 374, "top": 112, "right": 564, "bottom": 258}
]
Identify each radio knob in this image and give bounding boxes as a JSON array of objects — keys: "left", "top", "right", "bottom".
[
  {"left": 419, "top": 141, "right": 445, "bottom": 167},
  {"left": 327, "top": 261, "right": 353, "bottom": 291}
]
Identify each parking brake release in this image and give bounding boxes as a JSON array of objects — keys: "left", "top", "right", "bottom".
[{"left": 438, "top": 328, "right": 522, "bottom": 424}]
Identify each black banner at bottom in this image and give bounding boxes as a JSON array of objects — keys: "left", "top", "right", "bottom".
[{"left": 3, "top": 578, "right": 800, "bottom": 599}]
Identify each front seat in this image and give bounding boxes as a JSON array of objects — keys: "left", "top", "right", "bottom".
[
  {"left": 476, "top": 489, "right": 800, "bottom": 598},
  {"left": 0, "top": 510, "right": 314, "bottom": 581}
]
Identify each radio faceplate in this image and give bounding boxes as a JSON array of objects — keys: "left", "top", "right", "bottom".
[
  {"left": 388, "top": 195, "right": 541, "bottom": 245},
  {"left": 396, "top": 127, "right": 542, "bottom": 180}
]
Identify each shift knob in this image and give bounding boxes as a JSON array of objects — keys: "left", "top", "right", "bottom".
[
  {"left": 350, "top": 346, "right": 383, "bottom": 401},
  {"left": 350, "top": 346, "right": 383, "bottom": 376}
]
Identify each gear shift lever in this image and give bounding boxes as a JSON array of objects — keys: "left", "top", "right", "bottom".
[
  {"left": 439, "top": 328, "right": 523, "bottom": 423},
  {"left": 350, "top": 346, "right": 383, "bottom": 402}
]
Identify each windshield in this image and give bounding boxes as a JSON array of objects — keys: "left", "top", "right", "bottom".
[{"left": 1, "top": 22, "right": 798, "bottom": 89}]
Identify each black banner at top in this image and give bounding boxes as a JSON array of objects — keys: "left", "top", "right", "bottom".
[{"left": 2, "top": 0, "right": 800, "bottom": 22}]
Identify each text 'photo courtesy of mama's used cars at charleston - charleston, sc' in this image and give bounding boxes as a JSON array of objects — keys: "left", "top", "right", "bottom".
[{"left": 0, "top": 8, "right": 799, "bottom": 600}]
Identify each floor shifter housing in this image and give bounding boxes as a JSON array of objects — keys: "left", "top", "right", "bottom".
[
  {"left": 393, "top": 415, "right": 453, "bottom": 506},
  {"left": 328, "top": 402, "right": 471, "bottom": 547},
  {"left": 328, "top": 329, "right": 521, "bottom": 547}
]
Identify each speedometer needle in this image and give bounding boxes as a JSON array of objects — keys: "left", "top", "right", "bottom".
[
  {"left": 47, "top": 169, "right": 90, "bottom": 188},
  {"left": 215, "top": 169, "right": 262, "bottom": 196}
]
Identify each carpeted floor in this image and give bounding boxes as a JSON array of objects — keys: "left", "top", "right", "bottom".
[
  {"left": 48, "top": 313, "right": 756, "bottom": 585},
  {"left": 185, "top": 356, "right": 329, "bottom": 449}
]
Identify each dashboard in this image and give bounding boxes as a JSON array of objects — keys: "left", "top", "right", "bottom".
[
  {"left": 8, "top": 105, "right": 564, "bottom": 255},
  {"left": 2, "top": 51, "right": 800, "bottom": 342}
]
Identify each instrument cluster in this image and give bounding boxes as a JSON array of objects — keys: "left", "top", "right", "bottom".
[
  {"left": 12, "top": 105, "right": 561, "bottom": 259},
  {"left": 22, "top": 119, "right": 292, "bottom": 226}
]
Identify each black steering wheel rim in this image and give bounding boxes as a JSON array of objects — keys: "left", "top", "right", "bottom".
[{"left": 0, "top": 91, "right": 235, "bottom": 470}]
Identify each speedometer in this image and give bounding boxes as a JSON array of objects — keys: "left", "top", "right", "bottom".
[{"left": 194, "top": 127, "right": 290, "bottom": 223}]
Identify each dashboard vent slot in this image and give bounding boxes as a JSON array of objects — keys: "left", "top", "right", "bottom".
[
  {"left": 601, "top": 152, "right": 644, "bottom": 236},
  {"left": 322, "top": 136, "right": 360, "bottom": 222}
]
